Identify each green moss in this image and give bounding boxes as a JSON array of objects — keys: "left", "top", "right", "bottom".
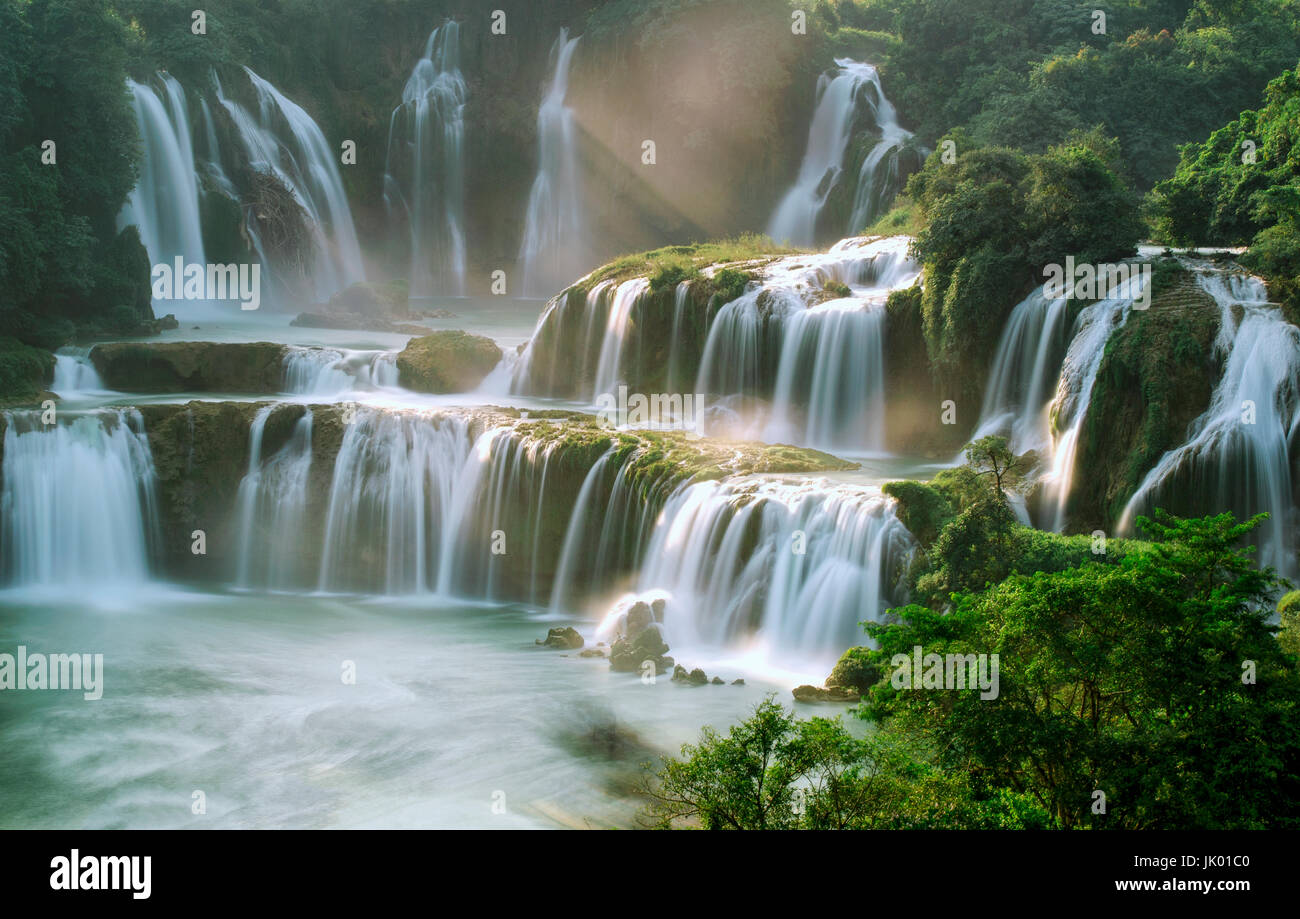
[
  {"left": 396, "top": 331, "right": 502, "bottom": 394},
  {"left": 0, "top": 336, "right": 54, "bottom": 404},
  {"left": 1278, "top": 591, "right": 1300, "bottom": 656},
  {"left": 579, "top": 234, "right": 802, "bottom": 290},
  {"left": 882, "top": 480, "right": 954, "bottom": 547}
]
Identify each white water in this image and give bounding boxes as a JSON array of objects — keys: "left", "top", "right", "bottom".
[
  {"left": 602, "top": 476, "right": 914, "bottom": 674},
  {"left": 847, "top": 66, "right": 915, "bottom": 233},
  {"left": 51, "top": 348, "right": 107, "bottom": 397},
  {"left": 1120, "top": 273, "right": 1300, "bottom": 576},
  {"left": 215, "top": 68, "right": 366, "bottom": 303},
  {"left": 697, "top": 235, "right": 919, "bottom": 450},
  {"left": 519, "top": 29, "right": 586, "bottom": 298},
  {"left": 234, "top": 407, "right": 314, "bottom": 588},
  {"left": 384, "top": 22, "right": 467, "bottom": 297},
  {"left": 1, "top": 410, "right": 158, "bottom": 590},
  {"left": 769, "top": 60, "right": 913, "bottom": 246},
  {"left": 282, "top": 347, "right": 398, "bottom": 395},
  {"left": 120, "top": 76, "right": 208, "bottom": 316}
]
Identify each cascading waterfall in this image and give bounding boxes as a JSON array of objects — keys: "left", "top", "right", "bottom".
[
  {"left": 119, "top": 75, "right": 207, "bottom": 314},
  {"left": 1119, "top": 273, "right": 1300, "bottom": 577},
  {"left": 607, "top": 477, "right": 914, "bottom": 664},
  {"left": 0, "top": 410, "right": 159, "bottom": 588},
  {"left": 234, "top": 407, "right": 314, "bottom": 589},
  {"left": 518, "top": 28, "right": 585, "bottom": 298},
  {"left": 51, "top": 348, "right": 107, "bottom": 396},
  {"left": 384, "top": 22, "right": 468, "bottom": 297},
  {"left": 1040, "top": 277, "right": 1146, "bottom": 531},
  {"left": 215, "top": 68, "right": 365, "bottom": 302},
  {"left": 973, "top": 286, "right": 1071, "bottom": 455},
  {"left": 697, "top": 236, "right": 919, "bottom": 448},
  {"left": 847, "top": 66, "right": 915, "bottom": 233},
  {"left": 768, "top": 60, "right": 915, "bottom": 246}
]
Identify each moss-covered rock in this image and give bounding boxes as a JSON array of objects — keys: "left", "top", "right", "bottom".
[
  {"left": 825, "top": 646, "right": 881, "bottom": 695},
  {"left": 1069, "top": 264, "right": 1221, "bottom": 530},
  {"left": 1280, "top": 591, "right": 1300, "bottom": 657},
  {"left": 91, "top": 341, "right": 289, "bottom": 393},
  {"left": 396, "top": 330, "right": 502, "bottom": 394}
]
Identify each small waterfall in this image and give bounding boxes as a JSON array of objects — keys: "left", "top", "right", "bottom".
[
  {"left": 973, "top": 286, "right": 1072, "bottom": 454},
  {"left": 518, "top": 28, "right": 585, "bottom": 298},
  {"left": 1040, "top": 279, "right": 1145, "bottom": 531},
  {"left": 620, "top": 477, "right": 914, "bottom": 663},
  {"left": 281, "top": 347, "right": 402, "bottom": 395},
  {"left": 696, "top": 236, "right": 919, "bottom": 447},
  {"left": 317, "top": 410, "right": 476, "bottom": 594},
  {"left": 847, "top": 67, "right": 915, "bottom": 233},
  {"left": 119, "top": 75, "right": 207, "bottom": 312},
  {"left": 384, "top": 22, "right": 467, "bottom": 297},
  {"left": 234, "top": 407, "right": 314, "bottom": 589},
  {"left": 1120, "top": 273, "right": 1300, "bottom": 577},
  {"left": 51, "top": 348, "right": 106, "bottom": 396},
  {"left": 1, "top": 410, "right": 159, "bottom": 588},
  {"left": 215, "top": 68, "right": 365, "bottom": 302},
  {"left": 591, "top": 279, "right": 651, "bottom": 398},
  {"left": 768, "top": 60, "right": 914, "bottom": 246}
]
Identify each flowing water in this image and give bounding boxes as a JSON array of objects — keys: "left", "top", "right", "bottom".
[
  {"left": 384, "top": 22, "right": 468, "bottom": 297},
  {"left": 518, "top": 29, "right": 586, "bottom": 298}
]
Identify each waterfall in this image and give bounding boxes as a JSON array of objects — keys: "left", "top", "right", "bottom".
[
  {"left": 1119, "top": 273, "right": 1300, "bottom": 577},
  {"left": 215, "top": 68, "right": 365, "bottom": 302},
  {"left": 1, "top": 410, "right": 159, "bottom": 588},
  {"left": 847, "top": 67, "right": 915, "bottom": 233},
  {"left": 696, "top": 236, "right": 919, "bottom": 447},
  {"left": 591, "top": 279, "right": 651, "bottom": 399},
  {"left": 384, "top": 22, "right": 467, "bottom": 297},
  {"left": 234, "top": 407, "right": 314, "bottom": 589},
  {"left": 282, "top": 347, "right": 398, "bottom": 395},
  {"left": 317, "top": 409, "right": 475, "bottom": 594},
  {"left": 973, "top": 286, "right": 1072, "bottom": 455},
  {"left": 768, "top": 60, "right": 914, "bottom": 246},
  {"left": 612, "top": 477, "right": 914, "bottom": 664},
  {"left": 1040, "top": 278, "right": 1145, "bottom": 531},
  {"left": 119, "top": 75, "right": 207, "bottom": 314},
  {"left": 518, "top": 28, "right": 585, "bottom": 298},
  {"left": 51, "top": 348, "right": 106, "bottom": 396}
]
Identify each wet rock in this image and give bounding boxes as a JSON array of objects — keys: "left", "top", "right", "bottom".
[
  {"left": 651, "top": 598, "right": 666, "bottom": 623},
  {"left": 673, "top": 665, "right": 709, "bottom": 686},
  {"left": 579, "top": 647, "right": 606, "bottom": 659},
  {"left": 711, "top": 676, "right": 724, "bottom": 685},
  {"left": 626, "top": 601, "right": 654, "bottom": 638},
  {"left": 732, "top": 679, "right": 745, "bottom": 686},
  {"left": 90, "top": 341, "right": 289, "bottom": 393},
  {"left": 536, "top": 626, "right": 584, "bottom": 650},
  {"left": 396, "top": 330, "right": 502, "bottom": 394},
  {"left": 609, "top": 627, "right": 672, "bottom": 673},
  {"left": 825, "top": 646, "right": 881, "bottom": 695}
]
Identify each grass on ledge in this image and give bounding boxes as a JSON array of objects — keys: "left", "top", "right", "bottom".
[{"left": 581, "top": 234, "right": 807, "bottom": 291}]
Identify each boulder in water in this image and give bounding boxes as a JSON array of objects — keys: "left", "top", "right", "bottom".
[
  {"left": 672, "top": 665, "right": 709, "bottom": 686},
  {"left": 537, "top": 626, "right": 584, "bottom": 650},
  {"left": 609, "top": 627, "right": 672, "bottom": 673},
  {"left": 792, "top": 684, "right": 859, "bottom": 703},
  {"left": 825, "top": 646, "right": 881, "bottom": 695},
  {"left": 626, "top": 601, "right": 653, "bottom": 638},
  {"left": 396, "top": 330, "right": 502, "bottom": 394}
]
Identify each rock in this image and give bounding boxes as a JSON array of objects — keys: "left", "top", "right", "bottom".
[
  {"left": 579, "top": 647, "right": 606, "bottom": 658},
  {"left": 792, "top": 684, "right": 860, "bottom": 703},
  {"left": 626, "top": 601, "right": 653, "bottom": 638},
  {"left": 396, "top": 330, "right": 502, "bottom": 394},
  {"left": 90, "top": 341, "right": 288, "bottom": 393},
  {"left": 537, "top": 626, "right": 584, "bottom": 650},
  {"left": 609, "top": 627, "right": 672, "bottom": 673},
  {"left": 711, "top": 676, "right": 724, "bottom": 685},
  {"left": 673, "top": 665, "right": 709, "bottom": 686},
  {"left": 825, "top": 646, "right": 881, "bottom": 695},
  {"left": 732, "top": 679, "right": 745, "bottom": 685},
  {"left": 322, "top": 280, "right": 409, "bottom": 318},
  {"left": 651, "top": 598, "right": 666, "bottom": 622}
]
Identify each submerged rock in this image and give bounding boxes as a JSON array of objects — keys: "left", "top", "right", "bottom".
[
  {"left": 396, "top": 330, "right": 502, "bottom": 394},
  {"left": 537, "top": 626, "right": 584, "bottom": 650}
]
